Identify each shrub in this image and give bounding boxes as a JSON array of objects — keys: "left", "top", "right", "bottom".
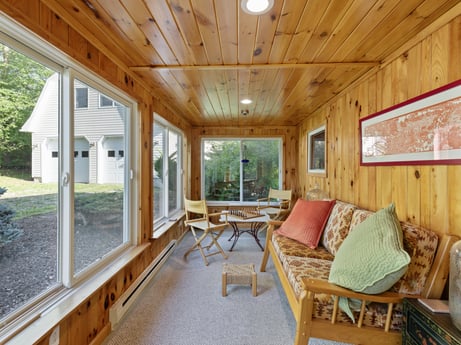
[{"left": 0, "top": 187, "right": 22, "bottom": 245}]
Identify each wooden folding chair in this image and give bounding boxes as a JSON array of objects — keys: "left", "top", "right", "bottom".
[
  {"left": 257, "top": 188, "right": 292, "bottom": 220},
  {"left": 183, "top": 198, "right": 229, "bottom": 266}
]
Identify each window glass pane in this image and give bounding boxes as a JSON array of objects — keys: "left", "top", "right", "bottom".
[
  {"left": 153, "top": 123, "right": 165, "bottom": 222},
  {"left": 307, "top": 126, "right": 326, "bottom": 173},
  {"left": 310, "top": 131, "right": 325, "bottom": 170},
  {"left": 204, "top": 140, "right": 240, "bottom": 201},
  {"left": 204, "top": 139, "right": 280, "bottom": 202},
  {"left": 168, "top": 131, "right": 178, "bottom": 215},
  {"left": 242, "top": 140, "right": 280, "bottom": 201},
  {"left": 100, "top": 94, "right": 114, "bottom": 107},
  {"left": 75, "top": 88, "right": 88, "bottom": 108},
  {"left": 73, "top": 81, "right": 127, "bottom": 275},
  {"left": 0, "top": 43, "right": 58, "bottom": 319}
]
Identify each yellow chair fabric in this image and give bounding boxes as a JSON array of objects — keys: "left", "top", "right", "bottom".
[
  {"left": 183, "top": 198, "right": 229, "bottom": 266},
  {"left": 257, "top": 188, "right": 292, "bottom": 220}
]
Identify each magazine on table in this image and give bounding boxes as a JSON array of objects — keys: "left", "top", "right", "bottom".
[{"left": 418, "top": 298, "right": 449, "bottom": 313}]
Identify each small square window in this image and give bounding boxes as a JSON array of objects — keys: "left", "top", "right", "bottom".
[
  {"left": 52, "top": 151, "right": 58, "bottom": 158},
  {"left": 75, "top": 88, "right": 88, "bottom": 108},
  {"left": 108, "top": 150, "right": 115, "bottom": 157},
  {"left": 100, "top": 94, "right": 115, "bottom": 107},
  {"left": 74, "top": 151, "right": 78, "bottom": 158},
  {"left": 308, "top": 125, "right": 326, "bottom": 175},
  {"left": 118, "top": 150, "right": 124, "bottom": 157},
  {"left": 82, "top": 151, "right": 89, "bottom": 158}
]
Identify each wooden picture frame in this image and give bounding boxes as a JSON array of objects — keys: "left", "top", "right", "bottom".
[
  {"left": 360, "top": 79, "right": 461, "bottom": 166},
  {"left": 307, "top": 125, "right": 326, "bottom": 174}
]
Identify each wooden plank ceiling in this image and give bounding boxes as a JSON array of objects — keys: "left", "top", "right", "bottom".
[{"left": 44, "top": 0, "right": 460, "bottom": 126}]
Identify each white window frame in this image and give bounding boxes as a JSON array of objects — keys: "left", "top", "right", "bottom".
[
  {"left": 63, "top": 69, "right": 137, "bottom": 286},
  {"left": 0, "top": 12, "right": 139, "bottom": 341},
  {"left": 153, "top": 114, "right": 184, "bottom": 231}
]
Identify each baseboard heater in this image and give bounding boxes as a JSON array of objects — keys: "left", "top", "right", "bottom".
[{"left": 109, "top": 240, "right": 177, "bottom": 329}]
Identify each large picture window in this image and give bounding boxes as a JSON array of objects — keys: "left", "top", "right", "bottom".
[
  {"left": 202, "top": 139, "right": 281, "bottom": 202},
  {"left": 0, "top": 19, "right": 137, "bottom": 333},
  {"left": 153, "top": 116, "right": 183, "bottom": 228},
  {"left": 0, "top": 40, "right": 59, "bottom": 323},
  {"left": 72, "top": 78, "right": 128, "bottom": 276}
]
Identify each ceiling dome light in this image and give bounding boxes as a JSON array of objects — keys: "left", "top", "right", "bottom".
[
  {"left": 241, "top": 0, "right": 274, "bottom": 15},
  {"left": 240, "top": 98, "right": 252, "bottom": 104}
]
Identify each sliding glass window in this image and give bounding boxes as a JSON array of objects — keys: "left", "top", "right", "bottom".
[
  {"left": 153, "top": 116, "right": 183, "bottom": 228},
  {"left": 202, "top": 138, "right": 282, "bottom": 202},
  {"left": 0, "top": 18, "right": 136, "bottom": 329},
  {"left": 0, "top": 40, "right": 59, "bottom": 322},
  {"left": 72, "top": 78, "right": 128, "bottom": 276}
]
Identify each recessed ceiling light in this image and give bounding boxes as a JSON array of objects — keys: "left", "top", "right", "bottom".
[
  {"left": 240, "top": 98, "right": 252, "bottom": 104},
  {"left": 241, "top": 0, "right": 274, "bottom": 15}
]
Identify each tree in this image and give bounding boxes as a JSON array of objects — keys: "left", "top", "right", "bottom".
[
  {"left": 154, "top": 151, "right": 178, "bottom": 209},
  {"left": 204, "top": 141, "right": 241, "bottom": 201},
  {"left": 203, "top": 140, "right": 280, "bottom": 201},
  {"left": 0, "top": 43, "right": 53, "bottom": 168}
]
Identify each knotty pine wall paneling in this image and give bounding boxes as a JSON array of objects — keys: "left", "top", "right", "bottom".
[
  {"left": 0, "top": 1, "right": 190, "bottom": 344},
  {"left": 299, "top": 15, "right": 461, "bottom": 238}
]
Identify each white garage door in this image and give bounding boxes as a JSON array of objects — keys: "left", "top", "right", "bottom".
[
  {"left": 100, "top": 136, "right": 124, "bottom": 184},
  {"left": 74, "top": 138, "right": 90, "bottom": 183},
  {"left": 42, "top": 137, "right": 58, "bottom": 183}
]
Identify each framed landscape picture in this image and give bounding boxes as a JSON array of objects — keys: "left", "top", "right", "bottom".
[{"left": 360, "top": 79, "right": 461, "bottom": 166}]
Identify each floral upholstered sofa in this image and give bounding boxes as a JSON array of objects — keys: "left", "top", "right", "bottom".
[{"left": 260, "top": 199, "right": 458, "bottom": 345}]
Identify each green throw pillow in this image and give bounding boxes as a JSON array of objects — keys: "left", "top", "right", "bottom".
[
  {"left": 328, "top": 203, "right": 410, "bottom": 322},
  {"left": 329, "top": 203, "right": 410, "bottom": 294}
]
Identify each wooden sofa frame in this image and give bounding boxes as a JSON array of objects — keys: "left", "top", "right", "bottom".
[{"left": 260, "top": 220, "right": 458, "bottom": 345}]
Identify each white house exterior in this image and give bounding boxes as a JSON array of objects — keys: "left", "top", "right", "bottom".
[{"left": 21, "top": 73, "right": 126, "bottom": 184}]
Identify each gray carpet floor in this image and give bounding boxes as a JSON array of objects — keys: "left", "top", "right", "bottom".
[{"left": 103, "top": 229, "right": 352, "bottom": 345}]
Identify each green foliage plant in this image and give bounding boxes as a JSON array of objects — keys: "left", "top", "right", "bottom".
[
  {"left": 0, "top": 187, "right": 22, "bottom": 245},
  {"left": 0, "top": 43, "right": 53, "bottom": 168}
]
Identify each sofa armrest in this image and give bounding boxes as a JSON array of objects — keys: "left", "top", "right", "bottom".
[
  {"left": 266, "top": 220, "right": 283, "bottom": 240},
  {"left": 268, "top": 219, "right": 284, "bottom": 226},
  {"left": 302, "top": 278, "right": 413, "bottom": 303},
  {"left": 301, "top": 278, "right": 417, "bottom": 331},
  {"left": 260, "top": 219, "right": 284, "bottom": 272}
]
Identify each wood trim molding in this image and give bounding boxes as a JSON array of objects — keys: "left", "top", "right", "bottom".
[{"left": 130, "top": 62, "right": 379, "bottom": 72}]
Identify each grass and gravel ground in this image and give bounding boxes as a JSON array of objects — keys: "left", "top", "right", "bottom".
[{"left": 0, "top": 171, "right": 123, "bottom": 319}]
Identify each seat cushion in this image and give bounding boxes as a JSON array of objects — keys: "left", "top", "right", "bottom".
[
  {"left": 329, "top": 203, "right": 411, "bottom": 294},
  {"left": 283, "top": 255, "right": 332, "bottom": 298},
  {"left": 281, "top": 254, "right": 405, "bottom": 331},
  {"left": 275, "top": 199, "right": 335, "bottom": 249},
  {"left": 272, "top": 233, "right": 334, "bottom": 261}
]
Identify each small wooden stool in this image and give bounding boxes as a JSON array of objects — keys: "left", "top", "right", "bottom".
[{"left": 222, "top": 263, "right": 257, "bottom": 297}]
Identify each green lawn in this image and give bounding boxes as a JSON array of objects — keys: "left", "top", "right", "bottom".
[{"left": 0, "top": 175, "right": 123, "bottom": 220}]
